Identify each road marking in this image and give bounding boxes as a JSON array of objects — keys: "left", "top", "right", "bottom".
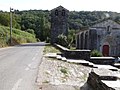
[
  {"left": 25, "top": 52, "right": 38, "bottom": 71},
  {"left": 12, "top": 79, "right": 22, "bottom": 90}
]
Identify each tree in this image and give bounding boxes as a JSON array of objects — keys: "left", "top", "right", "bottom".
[
  {"left": 39, "top": 15, "right": 50, "bottom": 41},
  {"left": 0, "top": 13, "right": 10, "bottom": 26},
  {"left": 67, "top": 29, "right": 76, "bottom": 48},
  {"left": 26, "top": 29, "right": 35, "bottom": 34}
]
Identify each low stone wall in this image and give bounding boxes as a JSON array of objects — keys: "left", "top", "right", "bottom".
[
  {"left": 90, "top": 57, "right": 115, "bottom": 65},
  {"left": 54, "top": 44, "right": 69, "bottom": 52},
  {"left": 55, "top": 44, "right": 91, "bottom": 60},
  {"left": 64, "top": 50, "right": 91, "bottom": 60},
  {"left": 87, "top": 73, "right": 113, "bottom": 90},
  {"left": 87, "top": 68, "right": 120, "bottom": 90}
]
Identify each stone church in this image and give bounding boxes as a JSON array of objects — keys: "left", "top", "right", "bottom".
[
  {"left": 51, "top": 6, "right": 69, "bottom": 44},
  {"left": 76, "top": 20, "right": 120, "bottom": 56}
]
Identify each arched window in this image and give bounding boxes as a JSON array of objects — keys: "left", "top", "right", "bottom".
[
  {"left": 62, "top": 10, "right": 65, "bottom": 16},
  {"left": 55, "top": 10, "right": 58, "bottom": 16}
]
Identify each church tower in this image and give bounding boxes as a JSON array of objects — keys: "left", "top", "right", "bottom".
[{"left": 51, "top": 6, "right": 69, "bottom": 44}]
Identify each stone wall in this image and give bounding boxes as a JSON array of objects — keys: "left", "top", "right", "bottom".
[
  {"left": 90, "top": 57, "right": 115, "bottom": 65},
  {"left": 76, "top": 20, "right": 120, "bottom": 57},
  {"left": 51, "top": 6, "right": 69, "bottom": 44},
  {"left": 63, "top": 50, "right": 90, "bottom": 60},
  {"left": 89, "top": 29, "right": 97, "bottom": 50},
  {"left": 76, "top": 30, "right": 89, "bottom": 50},
  {"left": 55, "top": 44, "right": 91, "bottom": 60},
  {"left": 87, "top": 68, "right": 120, "bottom": 90}
]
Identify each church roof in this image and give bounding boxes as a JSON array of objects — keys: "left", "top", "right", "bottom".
[
  {"left": 51, "top": 5, "right": 69, "bottom": 11},
  {"left": 91, "top": 19, "right": 120, "bottom": 29}
]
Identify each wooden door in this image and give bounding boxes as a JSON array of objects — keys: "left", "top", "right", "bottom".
[{"left": 102, "top": 45, "right": 109, "bottom": 56}]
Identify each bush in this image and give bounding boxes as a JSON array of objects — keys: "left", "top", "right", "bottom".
[
  {"left": 91, "top": 50, "right": 102, "bottom": 57},
  {"left": 26, "top": 29, "right": 35, "bottom": 34},
  {"left": 57, "top": 30, "right": 76, "bottom": 49},
  {"left": 57, "top": 34, "right": 68, "bottom": 47}
]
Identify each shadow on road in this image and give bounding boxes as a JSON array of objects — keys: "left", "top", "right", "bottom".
[{"left": 15, "top": 42, "right": 46, "bottom": 47}]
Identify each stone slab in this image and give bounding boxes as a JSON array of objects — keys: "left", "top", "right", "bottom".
[
  {"left": 67, "top": 59, "right": 89, "bottom": 63},
  {"left": 114, "top": 63, "right": 120, "bottom": 66},
  {"left": 93, "top": 64, "right": 118, "bottom": 71},
  {"left": 91, "top": 57, "right": 115, "bottom": 59},
  {"left": 44, "top": 53, "right": 57, "bottom": 58},
  {"left": 114, "top": 63, "right": 120, "bottom": 68},
  {"left": 90, "top": 57, "right": 115, "bottom": 65},
  {"left": 67, "top": 59, "right": 95, "bottom": 67},
  {"left": 102, "top": 80, "right": 120, "bottom": 90},
  {"left": 56, "top": 55, "right": 62, "bottom": 60},
  {"left": 92, "top": 68, "right": 118, "bottom": 76},
  {"left": 61, "top": 57, "right": 67, "bottom": 61}
]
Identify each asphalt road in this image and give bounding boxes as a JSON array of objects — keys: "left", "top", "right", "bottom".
[{"left": 0, "top": 42, "right": 45, "bottom": 90}]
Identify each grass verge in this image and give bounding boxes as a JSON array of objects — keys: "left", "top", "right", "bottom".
[{"left": 43, "top": 44, "right": 61, "bottom": 54}]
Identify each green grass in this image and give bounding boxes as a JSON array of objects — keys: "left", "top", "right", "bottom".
[
  {"left": 42, "top": 80, "right": 49, "bottom": 83},
  {"left": 60, "top": 67, "right": 68, "bottom": 74},
  {"left": 70, "top": 47, "right": 76, "bottom": 50},
  {"left": 0, "top": 25, "right": 37, "bottom": 47},
  {"left": 43, "top": 44, "right": 61, "bottom": 54}
]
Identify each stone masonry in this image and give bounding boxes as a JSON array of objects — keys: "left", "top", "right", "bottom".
[
  {"left": 51, "top": 6, "right": 69, "bottom": 44},
  {"left": 76, "top": 20, "right": 120, "bottom": 56}
]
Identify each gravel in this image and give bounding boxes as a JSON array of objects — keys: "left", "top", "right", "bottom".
[{"left": 37, "top": 57, "right": 93, "bottom": 90}]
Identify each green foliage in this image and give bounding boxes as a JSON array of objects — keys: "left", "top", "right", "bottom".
[
  {"left": 57, "top": 34, "right": 68, "bottom": 47},
  {"left": 0, "top": 10, "right": 120, "bottom": 43},
  {"left": 18, "top": 10, "right": 50, "bottom": 41},
  {"left": 42, "top": 80, "right": 49, "bottom": 83},
  {"left": 91, "top": 50, "right": 102, "bottom": 57},
  {"left": 0, "top": 25, "right": 36, "bottom": 47},
  {"left": 26, "top": 29, "right": 35, "bottom": 34},
  {"left": 67, "top": 29, "right": 76, "bottom": 48},
  {"left": 0, "top": 12, "right": 20, "bottom": 29},
  {"left": 39, "top": 15, "right": 50, "bottom": 41},
  {"left": 60, "top": 67, "right": 68, "bottom": 74},
  {"left": 0, "top": 12, "right": 10, "bottom": 26},
  {"left": 57, "top": 29, "right": 76, "bottom": 48}
]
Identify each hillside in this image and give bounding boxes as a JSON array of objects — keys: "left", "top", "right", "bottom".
[
  {"left": 0, "top": 25, "right": 37, "bottom": 47},
  {"left": 0, "top": 10, "right": 120, "bottom": 42}
]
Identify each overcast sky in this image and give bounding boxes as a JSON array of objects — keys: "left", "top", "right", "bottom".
[{"left": 0, "top": 0, "right": 120, "bottom": 12}]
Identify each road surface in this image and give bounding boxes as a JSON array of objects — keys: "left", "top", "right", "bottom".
[{"left": 0, "top": 42, "right": 45, "bottom": 90}]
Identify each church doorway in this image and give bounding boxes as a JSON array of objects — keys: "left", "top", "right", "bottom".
[{"left": 102, "top": 45, "right": 109, "bottom": 56}]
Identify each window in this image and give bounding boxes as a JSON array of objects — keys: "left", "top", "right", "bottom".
[
  {"left": 107, "top": 26, "right": 110, "bottom": 32},
  {"left": 55, "top": 10, "right": 58, "bottom": 16},
  {"left": 107, "top": 25, "right": 111, "bottom": 34},
  {"left": 62, "top": 10, "right": 65, "bottom": 16}
]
